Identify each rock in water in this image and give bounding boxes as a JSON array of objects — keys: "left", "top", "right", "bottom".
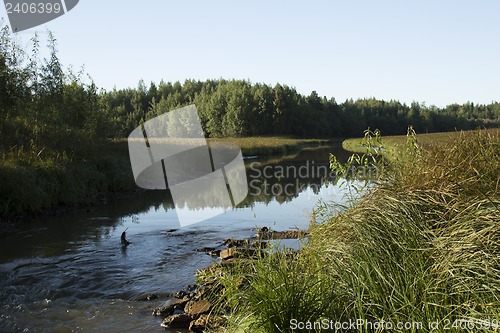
[
  {"left": 219, "top": 248, "right": 236, "bottom": 260},
  {"left": 121, "top": 230, "right": 130, "bottom": 247},
  {"left": 136, "top": 294, "right": 158, "bottom": 301},
  {"left": 152, "top": 298, "right": 189, "bottom": 316},
  {"left": 160, "top": 314, "right": 193, "bottom": 328}
]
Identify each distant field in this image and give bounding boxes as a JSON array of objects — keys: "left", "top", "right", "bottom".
[
  {"left": 208, "top": 137, "right": 332, "bottom": 155},
  {"left": 343, "top": 128, "right": 500, "bottom": 154},
  {"left": 122, "top": 137, "right": 332, "bottom": 156}
]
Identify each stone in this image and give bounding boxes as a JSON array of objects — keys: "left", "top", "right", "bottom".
[
  {"left": 223, "top": 238, "right": 249, "bottom": 247},
  {"left": 196, "top": 246, "right": 216, "bottom": 253},
  {"left": 152, "top": 297, "right": 189, "bottom": 316},
  {"left": 136, "top": 293, "right": 158, "bottom": 301},
  {"left": 170, "top": 290, "right": 188, "bottom": 299},
  {"left": 189, "top": 314, "right": 227, "bottom": 332},
  {"left": 160, "top": 314, "right": 193, "bottom": 329},
  {"left": 220, "top": 248, "right": 236, "bottom": 260},
  {"left": 256, "top": 229, "right": 308, "bottom": 240},
  {"left": 220, "top": 248, "right": 259, "bottom": 260},
  {"left": 186, "top": 284, "right": 198, "bottom": 291},
  {"left": 185, "top": 299, "right": 211, "bottom": 317}
]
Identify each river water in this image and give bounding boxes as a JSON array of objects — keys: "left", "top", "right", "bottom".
[{"left": 0, "top": 144, "right": 354, "bottom": 333}]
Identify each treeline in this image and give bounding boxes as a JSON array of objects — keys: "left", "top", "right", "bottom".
[
  {"left": 0, "top": 27, "right": 107, "bottom": 156},
  {"left": 103, "top": 80, "right": 500, "bottom": 139},
  {"left": 1, "top": 26, "right": 500, "bottom": 216},
  {"left": 1, "top": 24, "right": 500, "bottom": 156},
  {"left": 1, "top": 26, "right": 133, "bottom": 216}
]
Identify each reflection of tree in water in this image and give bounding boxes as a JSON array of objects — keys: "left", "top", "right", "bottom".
[
  {"left": 1, "top": 145, "right": 348, "bottom": 260},
  {"left": 240, "top": 144, "right": 345, "bottom": 205}
]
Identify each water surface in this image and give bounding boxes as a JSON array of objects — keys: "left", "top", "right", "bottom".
[{"left": 0, "top": 144, "right": 356, "bottom": 333}]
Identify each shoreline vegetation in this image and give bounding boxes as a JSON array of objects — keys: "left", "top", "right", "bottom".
[
  {"left": 209, "top": 137, "right": 333, "bottom": 156},
  {"left": 0, "top": 137, "right": 327, "bottom": 221},
  {"left": 188, "top": 128, "right": 499, "bottom": 333}
]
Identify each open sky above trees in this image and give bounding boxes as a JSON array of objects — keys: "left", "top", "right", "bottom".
[{"left": 2, "top": 0, "right": 500, "bottom": 107}]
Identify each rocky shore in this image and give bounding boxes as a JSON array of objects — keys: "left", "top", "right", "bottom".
[{"left": 142, "top": 227, "right": 308, "bottom": 332}]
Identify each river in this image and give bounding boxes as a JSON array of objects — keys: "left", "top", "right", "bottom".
[{"left": 0, "top": 143, "right": 355, "bottom": 333}]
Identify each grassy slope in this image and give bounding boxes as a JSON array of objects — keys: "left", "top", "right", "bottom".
[
  {"left": 207, "top": 129, "right": 500, "bottom": 333},
  {"left": 0, "top": 142, "right": 136, "bottom": 218}
]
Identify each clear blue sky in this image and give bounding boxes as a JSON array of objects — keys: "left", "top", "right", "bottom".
[{"left": 2, "top": 0, "right": 499, "bottom": 107}]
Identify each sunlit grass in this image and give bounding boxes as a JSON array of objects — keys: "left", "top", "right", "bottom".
[
  {"left": 0, "top": 142, "right": 135, "bottom": 217},
  {"left": 342, "top": 127, "right": 500, "bottom": 157},
  {"left": 208, "top": 137, "right": 331, "bottom": 156},
  {"left": 210, "top": 129, "right": 500, "bottom": 333}
]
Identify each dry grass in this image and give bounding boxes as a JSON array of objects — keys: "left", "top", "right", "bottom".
[{"left": 343, "top": 128, "right": 500, "bottom": 157}]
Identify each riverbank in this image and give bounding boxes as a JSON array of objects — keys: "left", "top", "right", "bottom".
[
  {"left": 0, "top": 137, "right": 331, "bottom": 221},
  {"left": 0, "top": 142, "right": 136, "bottom": 222},
  {"left": 203, "top": 129, "right": 500, "bottom": 332}
]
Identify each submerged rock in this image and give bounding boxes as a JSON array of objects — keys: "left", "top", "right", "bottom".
[
  {"left": 196, "top": 247, "right": 222, "bottom": 257},
  {"left": 152, "top": 298, "right": 189, "bottom": 316},
  {"left": 136, "top": 294, "right": 158, "bottom": 301}
]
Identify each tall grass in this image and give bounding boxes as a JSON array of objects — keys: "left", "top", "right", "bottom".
[
  {"left": 0, "top": 142, "right": 135, "bottom": 217},
  {"left": 215, "top": 129, "right": 500, "bottom": 332}
]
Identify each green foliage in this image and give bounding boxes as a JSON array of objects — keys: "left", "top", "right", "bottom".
[
  {"left": 103, "top": 80, "right": 500, "bottom": 140},
  {"left": 199, "top": 246, "right": 341, "bottom": 333},
  {"left": 312, "top": 130, "right": 499, "bottom": 332},
  {"left": 0, "top": 24, "right": 108, "bottom": 155},
  {"left": 1, "top": 23, "right": 500, "bottom": 216}
]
